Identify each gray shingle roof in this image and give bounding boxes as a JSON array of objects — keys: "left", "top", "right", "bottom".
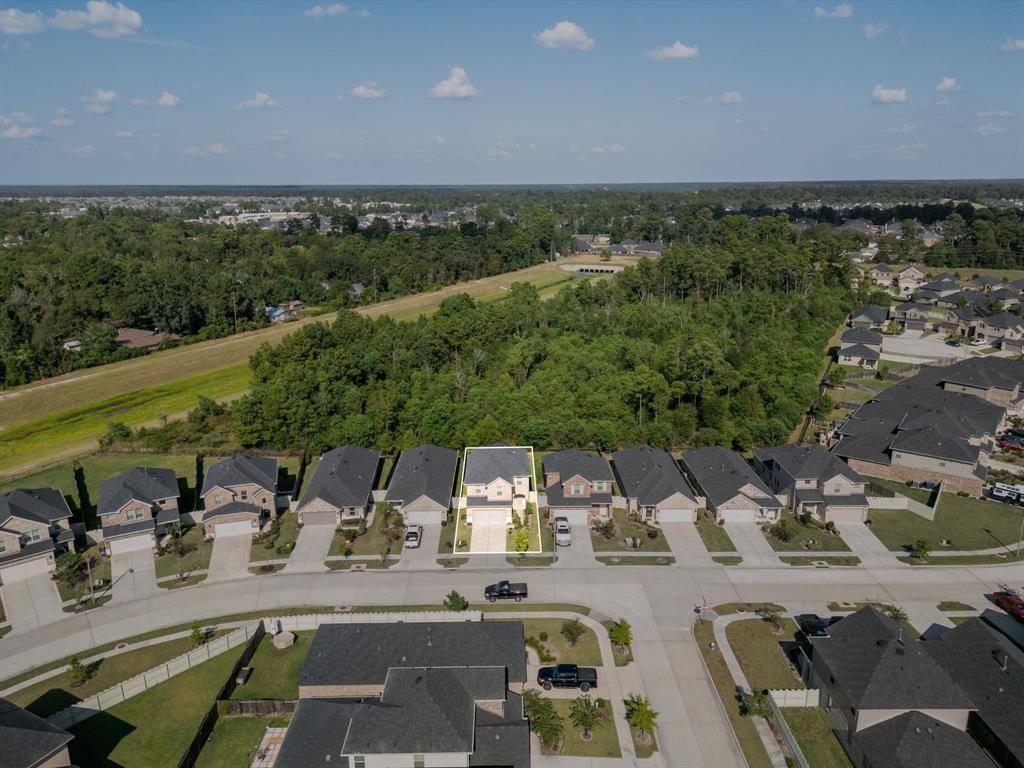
[
  {"left": 543, "top": 450, "right": 612, "bottom": 484},
  {"left": 611, "top": 446, "right": 696, "bottom": 507},
  {"left": 0, "top": 696, "right": 72, "bottom": 768},
  {"left": 300, "top": 446, "right": 380, "bottom": 510},
  {"left": 754, "top": 444, "right": 863, "bottom": 485},
  {"left": 841, "top": 328, "right": 883, "bottom": 346},
  {"left": 839, "top": 343, "right": 881, "bottom": 360},
  {"left": 384, "top": 445, "right": 458, "bottom": 509},
  {"left": 463, "top": 446, "right": 530, "bottom": 486},
  {"left": 680, "top": 447, "right": 780, "bottom": 510},
  {"left": 851, "top": 304, "right": 887, "bottom": 323},
  {"left": 202, "top": 501, "right": 262, "bottom": 520},
  {"left": 0, "top": 488, "right": 72, "bottom": 529},
  {"left": 856, "top": 712, "right": 994, "bottom": 768},
  {"left": 98, "top": 466, "right": 179, "bottom": 517},
  {"left": 101, "top": 519, "right": 156, "bottom": 539},
  {"left": 201, "top": 454, "right": 278, "bottom": 496}
]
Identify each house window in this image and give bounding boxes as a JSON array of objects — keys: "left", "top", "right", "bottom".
[
  {"left": 240, "top": 490, "right": 248, "bottom": 500},
  {"left": 214, "top": 495, "right": 222, "bottom": 505},
  {"left": 27, "top": 528, "right": 41, "bottom": 542},
  {"left": 832, "top": 487, "right": 841, "bottom": 495},
  {"left": 353, "top": 758, "right": 365, "bottom": 768},
  {"left": 262, "top": 497, "right": 268, "bottom": 505},
  {"left": 414, "top": 756, "right": 425, "bottom": 768},
  {"left": 0, "top": 539, "right": 6, "bottom": 552},
  {"left": 495, "top": 487, "right": 503, "bottom": 497},
  {"left": 938, "top": 462, "right": 946, "bottom": 468},
  {"left": 572, "top": 484, "right": 583, "bottom": 495}
]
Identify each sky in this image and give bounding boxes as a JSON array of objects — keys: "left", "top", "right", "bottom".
[{"left": 0, "top": 0, "right": 1021, "bottom": 185}]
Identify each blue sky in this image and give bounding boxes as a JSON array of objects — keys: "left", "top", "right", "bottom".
[{"left": 0, "top": 0, "right": 1021, "bottom": 184}]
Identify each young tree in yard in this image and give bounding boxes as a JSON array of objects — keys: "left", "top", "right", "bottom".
[
  {"left": 524, "top": 690, "right": 564, "bottom": 750},
  {"left": 763, "top": 609, "right": 783, "bottom": 634},
  {"left": 570, "top": 695, "right": 601, "bottom": 741},
  {"left": 444, "top": 590, "right": 468, "bottom": 611},
  {"left": 827, "top": 366, "right": 847, "bottom": 388},
  {"left": 608, "top": 619, "right": 633, "bottom": 653},
  {"left": 561, "top": 618, "right": 586, "bottom": 647},
  {"left": 911, "top": 539, "right": 931, "bottom": 559},
  {"left": 879, "top": 603, "right": 908, "bottom": 624},
  {"left": 54, "top": 552, "right": 87, "bottom": 592},
  {"left": 625, "top": 694, "right": 658, "bottom": 744},
  {"left": 191, "top": 622, "right": 206, "bottom": 646},
  {"left": 515, "top": 528, "right": 530, "bottom": 556},
  {"left": 744, "top": 690, "right": 773, "bottom": 718},
  {"left": 67, "top": 655, "right": 89, "bottom": 686}
]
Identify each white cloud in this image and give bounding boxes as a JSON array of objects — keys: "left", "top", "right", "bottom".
[
  {"left": 814, "top": 4, "right": 853, "bottom": 19},
  {"left": 977, "top": 110, "right": 1012, "bottom": 118},
  {"left": 1002, "top": 38, "right": 1024, "bottom": 51},
  {"left": 156, "top": 91, "right": 180, "bottom": 107},
  {"left": 647, "top": 41, "right": 699, "bottom": 60},
  {"left": 180, "top": 142, "right": 229, "bottom": 157},
  {"left": 2, "top": 124, "right": 41, "bottom": 139},
  {"left": 488, "top": 147, "right": 510, "bottom": 158},
  {"left": 534, "top": 20, "right": 594, "bottom": 50},
  {"left": 82, "top": 88, "right": 118, "bottom": 114},
  {"left": 428, "top": 66, "right": 477, "bottom": 99},
  {"left": 934, "top": 76, "right": 959, "bottom": 92},
  {"left": 325, "top": 151, "right": 343, "bottom": 160},
  {"left": 207, "top": 142, "right": 228, "bottom": 155},
  {"left": 64, "top": 144, "right": 95, "bottom": 156},
  {"left": 265, "top": 129, "right": 289, "bottom": 142},
  {"left": 434, "top": 135, "right": 447, "bottom": 144},
  {"left": 50, "top": 1, "right": 143, "bottom": 38},
  {"left": 591, "top": 143, "right": 624, "bottom": 154},
  {"left": 237, "top": 92, "right": 280, "bottom": 110},
  {"left": 304, "top": 3, "right": 347, "bottom": 16},
  {"left": 887, "top": 123, "right": 913, "bottom": 133},
  {"left": 0, "top": 8, "right": 44, "bottom": 34},
  {"left": 115, "top": 129, "right": 135, "bottom": 139},
  {"left": 351, "top": 81, "right": 386, "bottom": 100},
  {"left": 355, "top": 9, "right": 369, "bottom": 17},
  {"left": 50, "top": 116, "right": 74, "bottom": 127},
  {"left": 129, "top": 97, "right": 149, "bottom": 107},
  {"left": 862, "top": 22, "right": 887, "bottom": 39},
  {"left": 976, "top": 122, "right": 1006, "bottom": 136},
  {"left": 705, "top": 90, "right": 744, "bottom": 104},
  {"left": 871, "top": 84, "right": 906, "bottom": 103}
]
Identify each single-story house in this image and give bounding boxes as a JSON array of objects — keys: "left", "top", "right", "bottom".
[
  {"left": 298, "top": 446, "right": 381, "bottom": 526},
  {"left": 838, "top": 343, "right": 881, "bottom": 369},
  {"left": 611, "top": 446, "right": 700, "bottom": 523},
  {"left": 0, "top": 489, "right": 75, "bottom": 585},
  {"left": 384, "top": 444, "right": 458, "bottom": 525},
  {"left": 849, "top": 304, "right": 887, "bottom": 330},
  {"left": 680, "top": 447, "right": 782, "bottom": 524},
  {"left": 543, "top": 449, "right": 614, "bottom": 524},
  {"left": 97, "top": 466, "right": 181, "bottom": 555}
]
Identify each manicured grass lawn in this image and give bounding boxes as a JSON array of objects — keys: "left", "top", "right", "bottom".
[
  {"left": 230, "top": 632, "right": 313, "bottom": 701},
  {"left": 505, "top": 504, "right": 543, "bottom": 553},
  {"left": 8, "top": 633, "right": 217, "bottom": 717},
  {"left": 693, "top": 620, "right": 773, "bottom": 768},
  {"left": 780, "top": 556, "right": 861, "bottom": 567},
  {"left": 938, "top": 601, "right": 974, "bottom": 612},
  {"left": 195, "top": 715, "right": 288, "bottom": 768},
  {"left": 762, "top": 513, "right": 851, "bottom": 552},
  {"left": 725, "top": 618, "right": 804, "bottom": 692},
  {"left": 376, "top": 455, "right": 395, "bottom": 489},
  {"left": 713, "top": 555, "right": 743, "bottom": 565},
  {"left": 250, "top": 513, "right": 299, "bottom": 562},
  {"left": 865, "top": 476, "right": 933, "bottom": 504},
  {"left": 326, "top": 558, "right": 400, "bottom": 570},
  {"left": 512, "top": 618, "right": 602, "bottom": 667},
  {"left": 899, "top": 552, "right": 1022, "bottom": 566},
  {"left": 507, "top": 555, "right": 558, "bottom": 567},
  {"left": 546, "top": 698, "right": 621, "bottom": 758},
  {"left": 868, "top": 494, "right": 1024, "bottom": 551},
  {"left": 631, "top": 728, "right": 658, "bottom": 759},
  {"left": 713, "top": 602, "right": 785, "bottom": 616},
  {"left": 155, "top": 525, "right": 213, "bottom": 579},
  {"left": 696, "top": 510, "right": 736, "bottom": 552},
  {"left": 589, "top": 509, "right": 671, "bottom": 552},
  {"left": 600, "top": 620, "right": 634, "bottom": 667},
  {"left": 596, "top": 555, "right": 675, "bottom": 565},
  {"left": 53, "top": 542, "right": 112, "bottom": 603},
  {"left": 329, "top": 504, "right": 403, "bottom": 557},
  {"left": 437, "top": 556, "right": 469, "bottom": 567},
  {"left": 68, "top": 642, "right": 241, "bottom": 768},
  {"left": 783, "top": 707, "right": 852, "bottom": 768}
]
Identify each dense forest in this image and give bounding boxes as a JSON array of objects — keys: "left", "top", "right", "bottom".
[{"left": 232, "top": 215, "right": 854, "bottom": 453}]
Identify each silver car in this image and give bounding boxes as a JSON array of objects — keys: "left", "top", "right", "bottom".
[
  {"left": 554, "top": 517, "right": 571, "bottom": 546},
  {"left": 404, "top": 525, "right": 423, "bottom": 549}
]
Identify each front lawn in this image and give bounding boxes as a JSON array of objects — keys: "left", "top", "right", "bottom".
[
  {"left": 68, "top": 642, "right": 241, "bottom": 768},
  {"left": 505, "top": 503, "right": 543, "bottom": 553},
  {"left": 513, "top": 618, "right": 602, "bottom": 667},
  {"left": 328, "top": 504, "right": 404, "bottom": 558},
  {"left": 762, "top": 513, "right": 850, "bottom": 552},
  {"left": 195, "top": 716, "right": 288, "bottom": 768},
  {"left": 596, "top": 555, "right": 675, "bottom": 565},
  {"left": 250, "top": 513, "right": 299, "bottom": 562},
  {"left": 230, "top": 631, "right": 313, "bottom": 700},
  {"left": 868, "top": 494, "right": 1024, "bottom": 551},
  {"left": 547, "top": 698, "right": 621, "bottom": 758},
  {"left": 589, "top": 509, "right": 670, "bottom": 553},
  {"left": 783, "top": 707, "right": 852, "bottom": 768},
  {"left": 725, "top": 618, "right": 804, "bottom": 691},
  {"left": 155, "top": 525, "right": 213, "bottom": 579},
  {"left": 938, "top": 601, "right": 974, "bottom": 612},
  {"left": 53, "top": 542, "right": 112, "bottom": 603},
  {"left": 695, "top": 510, "right": 736, "bottom": 552}
]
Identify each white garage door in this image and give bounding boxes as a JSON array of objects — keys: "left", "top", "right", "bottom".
[
  {"left": 659, "top": 508, "right": 696, "bottom": 523},
  {"left": 406, "top": 509, "right": 444, "bottom": 526},
  {"left": 109, "top": 533, "right": 154, "bottom": 555},
  {"left": 827, "top": 506, "right": 868, "bottom": 524},
  {"left": 302, "top": 511, "right": 337, "bottom": 526},
  {"left": 215, "top": 519, "right": 257, "bottom": 538},
  {"left": 719, "top": 508, "right": 755, "bottom": 524},
  {"left": 552, "top": 508, "right": 588, "bottom": 525},
  {"left": 0, "top": 556, "right": 53, "bottom": 583},
  {"left": 470, "top": 508, "right": 507, "bottom": 525}
]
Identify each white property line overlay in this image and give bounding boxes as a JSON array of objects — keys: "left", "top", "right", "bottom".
[{"left": 450, "top": 445, "right": 541, "bottom": 555}]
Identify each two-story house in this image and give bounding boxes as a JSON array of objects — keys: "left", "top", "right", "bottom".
[
  {"left": 97, "top": 467, "right": 181, "bottom": 555},
  {"left": 975, "top": 311, "right": 1024, "bottom": 352},
  {"left": 297, "top": 446, "right": 381, "bottom": 526},
  {"left": 0, "top": 488, "right": 75, "bottom": 584},
  {"left": 896, "top": 265, "right": 925, "bottom": 296},
  {"left": 849, "top": 304, "right": 887, "bottom": 330},
  {"left": 837, "top": 328, "right": 882, "bottom": 369},
  {"left": 889, "top": 301, "right": 930, "bottom": 331},
  {"left": 462, "top": 446, "right": 532, "bottom": 526},
  {"left": 542, "top": 449, "right": 614, "bottom": 524},
  {"left": 752, "top": 444, "right": 869, "bottom": 523},
  {"left": 200, "top": 454, "right": 278, "bottom": 538},
  {"left": 611, "top": 446, "right": 701, "bottom": 523},
  {"left": 277, "top": 621, "right": 530, "bottom": 768},
  {"left": 868, "top": 264, "right": 896, "bottom": 289},
  {"left": 384, "top": 444, "right": 459, "bottom": 526},
  {"left": 680, "top": 447, "right": 782, "bottom": 524}
]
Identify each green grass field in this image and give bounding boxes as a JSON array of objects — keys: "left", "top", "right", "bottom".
[
  {"left": 695, "top": 511, "right": 737, "bottom": 552},
  {"left": 511, "top": 618, "right": 602, "bottom": 666},
  {"left": 230, "top": 631, "right": 313, "bottom": 701},
  {"left": 868, "top": 493, "right": 1024, "bottom": 551},
  {"left": 547, "top": 698, "right": 621, "bottom": 758},
  {"left": 589, "top": 509, "right": 671, "bottom": 553},
  {"left": 724, "top": 618, "right": 804, "bottom": 691},
  {"left": 762, "top": 513, "right": 851, "bottom": 552},
  {"left": 782, "top": 708, "right": 852, "bottom": 768},
  {"left": 195, "top": 716, "right": 286, "bottom": 768}
]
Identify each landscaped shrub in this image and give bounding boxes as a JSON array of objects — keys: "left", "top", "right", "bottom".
[
  {"left": 646, "top": 529, "right": 659, "bottom": 539},
  {"left": 593, "top": 519, "right": 615, "bottom": 540},
  {"left": 526, "top": 635, "right": 555, "bottom": 663},
  {"left": 538, "top": 630, "right": 548, "bottom": 641}
]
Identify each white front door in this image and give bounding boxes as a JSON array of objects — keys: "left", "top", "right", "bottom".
[{"left": 215, "top": 519, "right": 257, "bottom": 538}]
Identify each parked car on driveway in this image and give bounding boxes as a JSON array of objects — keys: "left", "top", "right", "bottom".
[
  {"left": 994, "top": 590, "right": 1024, "bottom": 622},
  {"left": 484, "top": 580, "right": 528, "bottom": 602},
  {"left": 404, "top": 525, "right": 423, "bottom": 548},
  {"left": 554, "top": 517, "right": 571, "bottom": 547},
  {"left": 537, "top": 663, "right": 598, "bottom": 692},
  {"left": 969, "top": 337, "right": 987, "bottom": 347},
  {"left": 998, "top": 437, "right": 1024, "bottom": 454}
]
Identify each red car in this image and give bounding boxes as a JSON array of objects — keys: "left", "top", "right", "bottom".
[
  {"left": 994, "top": 591, "right": 1024, "bottom": 621},
  {"left": 999, "top": 438, "right": 1024, "bottom": 454}
]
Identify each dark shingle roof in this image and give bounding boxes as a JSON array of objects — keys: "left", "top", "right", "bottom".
[
  {"left": 841, "top": 328, "right": 883, "bottom": 346},
  {"left": 0, "top": 488, "right": 72, "bottom": 528},
  {"left": 202, "top": 501, "right": 262, "bottom": 520},
  {"left": 300, "top": 446, "right": 380, "bottom": 510},
  {"left": 754, "top": 444, "right": 863, "bottom": 485},
  {"left": 851, "top": 304, "right": 887, "bottom": 323},
  {"left": 680, "top": 447, "right": 780, "bottom": 510},
  {"left": 463, "top": 446, "right": 530, "bottom": 485},
  {"left": 612, "top": 446, "right": 696, "bottom": 507},
  {"left": 839, "top": 343, "right": 881, "bottom": 360},
  {"left": 201, "top": 454, "right": 278, "bottom": 496},
  {"left": 384, "top": 445, "right": 458, "bottom": 509},
  {"left": 0, "top": 696, "right": 73, "bottom": 768},
  {"left": 856, "top": 712, "right": 994, "bottom": 768},
  {"left": 98, "top": 466, "right": 179, "bottom": 517},
  {"left": 543, "top": 449, "right": 612, "bottom": 483}
]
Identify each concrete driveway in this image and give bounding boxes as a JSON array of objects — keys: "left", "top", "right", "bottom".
[
  {"left": 1, "top": 574, "right": 64, "bottom": 633},
  {"left": 283, "top": 524, "right": 333, "bottom": 573},
  {"left": 727, "top": 523, "right": 780, "bottom": 567},
  {"left": 395, "top": 525, "right": 440, "bottom": 570},
  {"left": 882, "top": 330, "right": 966, "bottom": 363},
  {"left": 470, "top": 521, "right": 507, "bottom": 553},
  {"left": 110, "top": 549, "right": 158, "bottom": 602},
  {"left": 661, "top": 522, "right": 713, "bottom": 565},
  {"left": 553, "top": 524, "right": 595, "bottom": 568},
  {"left": 840, "top": 522, "right": 903, "bottom": 567},
  {"left": 207, "top": 534, "right": 254, "bottom": 582}
]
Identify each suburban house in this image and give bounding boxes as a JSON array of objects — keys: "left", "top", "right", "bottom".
[
  {"left": 751, "top": 444, "right": 869, "bottom": 523},
  {"left": 384, "top": 444, "right": 459, "bottom": 526},
  {"left": 114, "top": 326, "right": 180, "bottom": 351},
  {"left": 298, "top": 446, "right": 381, "bottom": 526},
  {"left": 916, "top": 277, "right": 962, "bottom": 305},
  {"left": 462, "top": 446, "right": 532, "bottom": 526},
  {"left": 277, "top": 621, "right": 529, "bottom": 768},
  {"left": 797, "top": 607, "right": 1023, "bottom": 768},
  {"left": 264, "top": 300, "right": 304, "bottom": 323},
  {"left": 97, "top": 467, "right": 181, "bottom": 555},
  {"left": 837, "top": 328, "right": 882, "bottom": 369},
  {"left": 849, "top": 304, "right": 887, "bottom": 330},
  {"left": 868, "top": 264, "right": 896, "bottom": 288},
  {"left": 200, "top": 454, "right": 279, "bottom": 538},
  {"left": 975, "top": 312, "right": 1024, "bottom": 349},
  {"left": 1, "top": 696, "right": 74, "bottom": 768},
  {"left": 680, "top": 446, "right": 782, "bottom": 524},
  {"left": 896, "top": 265, "right": 925, "bottom": 296},
  {"left": 611, "top": 446, "right": 701, "bottom": 523},
  {"left": 989, "top": 286, "right": 1022, "bottom": 309},
  {"left": 889, "top": 301, "right": 931, "bottom": 331},
  {"left": 543, "top": 449, "right": 615, "bottom": 524},
  {"left": 833, "top": 357, "right": 1023, "bottom": 495},
  {"left": 936, "top": 289, "right": 987, "bottom": 310},
  {"left": 964, "top": 274, "right": 1006, "bottom": 292},
  {"left": 0, "top": 489, "right": 75, "bottom": 585}
]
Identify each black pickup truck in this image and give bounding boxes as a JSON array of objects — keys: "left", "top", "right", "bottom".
[
  {"left": 537, "top": 664, "right": 598, "bottom": 692},
  {"left": 484, "top": 580, "right": 528, "bottom": 602}
]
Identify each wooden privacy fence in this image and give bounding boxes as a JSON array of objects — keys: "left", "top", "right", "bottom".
[{"left": 47, "top": 622, "right": 260, "bottom": 730}]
